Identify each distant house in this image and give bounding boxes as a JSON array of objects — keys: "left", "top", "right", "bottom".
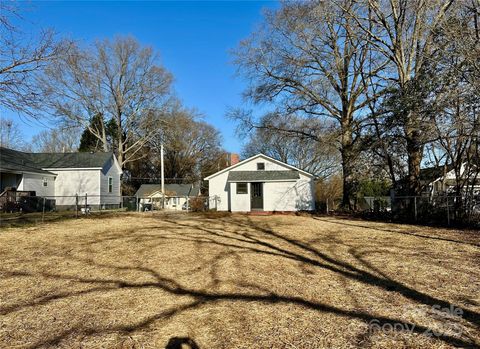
[
  {"left": 205, "top": 153, "right": 315, "bottom": 212},
  {"left": 0, "top": 147, "right": 122, "bottom": 209},
  {"left": 135, "top": 183, "right": 201, "bottom": 211},
  {"left": 420, "top": 162, "right": 480, "bottom": 196}
]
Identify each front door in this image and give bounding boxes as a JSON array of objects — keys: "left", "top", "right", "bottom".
[{"left": 250, "top": 182, "right": 263, "bottom": 210}]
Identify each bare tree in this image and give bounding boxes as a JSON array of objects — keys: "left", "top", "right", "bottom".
[
  {"left": 0, "top": 2, "right": 68, "bottom": 115},
  {"left": 346, "top": 0, "right": 457, "bottom": 195},
  {"left": 31, "top": 126, "right": 80, "bottom": 153},
  {"left": 145, "top": 107, "right": 224, "bottom": 182},
  {"left": 0, "top": 118, "right": 26, "bottom": 150},
  {"left": 425, "top": 3, "right": 480, "bottom": 202},
  {"left": 233, "top": 0, "right": 383, "bottom": 209},
  {"left": 40, "top": 36, "right": 173, "bottom": 168},
  {"left": 242, "top": 113, "right": 340, "bottom": 179}
]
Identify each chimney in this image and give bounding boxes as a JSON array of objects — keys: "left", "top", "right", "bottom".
[{"left": 230, "top": 153, "right": 240, "bottom": 166}]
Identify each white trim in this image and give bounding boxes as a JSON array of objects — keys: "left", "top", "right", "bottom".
[
  {"left": 111, "top": 154, "right": 123, "bottom": 175},
  {"left": 0, "top": 169, "right": 57, "bottom": 177},
  {"left": 140, "top": 189, "right": 198, "bottom": 198},
  {"left": 42, "top": 167, "right": 103, "bottom": 171},
  {"left": 227, "top": 179, "right": 298, "bottom": 183},
  {"left": 204, "top": 153, "right": 315, "bottom": 180}
]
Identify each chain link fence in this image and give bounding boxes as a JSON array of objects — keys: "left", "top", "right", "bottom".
[
  {"left": 0, "top": 194, "right": 139, "bottom": 227},
  {"left": 321, "top": 194, "right": 479, "bottom": 227},
  {"left": 392, "top": 195, "right": 480, "bottom": 227},
  {"left": 4, "top": 192, "right": 477, "bottom": 228},
  {"left": 0, "top": 193, "right": 220, "bottom": 227},
  {"left": 323, "top": 196, "right": 391, "bottom": 214},
  {"left": 136, "top": 195, "right": 215, "bottom": 212}
]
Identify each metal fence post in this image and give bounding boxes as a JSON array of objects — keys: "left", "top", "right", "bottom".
[
  {"left": 414, "top": 196, "right": 417, "bottom": 221},
  {"left": 446, "top": 196, "right": 450, "bottom": 226},
  {"left": 42, "top": 197, "right": 46, "bottom": 223},
  {"left": 75, "top": 194, "right": 78, "bottom": 218},
  {"left": 326, "top": 198, "right": 329, "bottom": 214},
  {"left": 85, "top": 193, "right": 88, "bottom": 215}
]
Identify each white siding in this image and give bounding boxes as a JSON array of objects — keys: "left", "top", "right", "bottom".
[
  {"left": 100, "top": 158, "right": 122, "bottom": 206},
  {"left": 139, "top": 194, "right": 190, "bottom": 211},
  {"left": 207, "top": 155, "right": 315, "bottom": 212},
  {"left": 263, "top": 174, "right": 315, "bottom": 211},
  {"left": 228, "top": 158, "right": 288, "bottom": 171},
  {"left": 230, "top": 182, "right": 251, "bottom": 212},
  {"left": 50, "top": 169, "right": 101, "bottom": 206},
  {"left": 18, "top": 173, "right": 55, "bottom": 197},
  {"left": 208, "top": 171, "right": 231, "bottom": 211},
  {"left": 165, "top": 196, "right": 188, "bottom": 211}
]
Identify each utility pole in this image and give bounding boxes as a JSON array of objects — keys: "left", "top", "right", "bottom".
[{"left": 161, "top": 143, "right": 165, "bottom": 209}]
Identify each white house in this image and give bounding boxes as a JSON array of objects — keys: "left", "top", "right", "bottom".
[
  {"left": 135, "top": 183, "right": 201, "bottom": 211},
  {"left": 0, "top": 147, "right": 122, "bottom": 210},
  {"left": 422, "top": 162, "right": 480, "bottom": 196},
  {"left": 205, "top": 154, "right": 315, "bottom": 212}
]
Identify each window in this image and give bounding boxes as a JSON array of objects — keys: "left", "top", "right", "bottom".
[
  {"left": 237, "top": 183, "right": 248, "bottom": 194},
  {"left": 43, "top": 178, "right": 48, "bottom": 187},
  {"left": 108, "top": 177, "right": 113, "bottom": 193},
  {"left": 257, "top": 162, "right": 265, "bottom": 170}
]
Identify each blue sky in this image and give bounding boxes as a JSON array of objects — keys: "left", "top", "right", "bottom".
[{"left": 7, "top": 1, "right": 278, "bottom": 153}]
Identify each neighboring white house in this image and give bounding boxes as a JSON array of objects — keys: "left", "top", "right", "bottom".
[
  {"left": 0, "top": 147, "right": 122, "bottom": 209},
  {"left": 205, "top": 153, "right": 315, "bottom": 212},
  {"left": 422, "top": 162, "right": 480, "bottom": 196},
  {"left": 135, "top": 183, "right": 201, "bottom": 211}
]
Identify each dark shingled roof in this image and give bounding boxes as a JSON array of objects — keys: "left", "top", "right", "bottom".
[
  {"left": 0, "top": 147, "right": 113, "bottom": 174},
  {"left": 227, "top": 170, "right": 299, "bottom": 182},
  {"left": 396, "top": 164, "right": 455, "bottom": 188},
  {"left": 135, "top": 183, "right": 201, "bottom": 197},
  {"left": 0, "top": 147, "right": 55, "bottom": 175},
  {"left": 135, "top": 184, "right": 161, "bottom": 197},
  {"left": 419, "top": 164, "right": 455, "bottom": 182},
  {"left": 29, "top": 152, "right": 113, "bottom": 168}
]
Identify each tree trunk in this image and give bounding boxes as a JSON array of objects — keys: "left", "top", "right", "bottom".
[
  {"left": 116, "top": 117, "right": 124, "bottom": 169},
  {"left": 340, "top": 116, "right": 355, "bottom": 210},
  {"left": 116, "top": 141, "right": 124, "bottom": 169},
  {"left": 405, "top": 133, "right": 423, "bottom": 196},
  {"left": 341, "top": 153, "right": 355, "bottom": 210}
]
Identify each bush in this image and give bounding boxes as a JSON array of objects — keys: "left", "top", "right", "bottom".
[{"left": 189, "top": 197, "right": 207, "bottom": 212}]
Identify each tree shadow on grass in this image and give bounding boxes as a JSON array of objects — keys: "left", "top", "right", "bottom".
[
  {"left": 313, "top": 217, "right": 480, "bottom": 248},
  {"left": 165, "top": 336, "right": 200, "bottom": 349},
  {"left": 0, "top": 214, "right": 479, "bottom": 348},
  {"left": 168, "top": 216, "right": 480, "bottom": 326}
]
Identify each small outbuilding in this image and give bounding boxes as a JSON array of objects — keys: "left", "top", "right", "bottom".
[
  {"left": 205, "top": 153, "right": 315, "bottom": 212},
  {"left": 135, "top": 183, "right": 201, "bottom": 211}
]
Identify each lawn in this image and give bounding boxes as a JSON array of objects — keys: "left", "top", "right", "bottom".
[{"left": 0, "top": 212, "right": 479, "bottom": 349}]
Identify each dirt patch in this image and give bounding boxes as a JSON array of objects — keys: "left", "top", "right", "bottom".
[{"left": 0, "top": 212, "right": 478, "bottom": 348}]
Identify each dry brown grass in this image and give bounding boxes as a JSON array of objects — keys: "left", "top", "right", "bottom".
[{"left": 0, "top": 212, "right": 479, "bottom": 349}]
